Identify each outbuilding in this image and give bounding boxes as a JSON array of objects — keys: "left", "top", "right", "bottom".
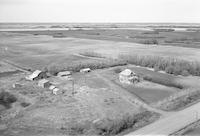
[
  {"left": 12, "top": 83, "right": 23, "bottom": 89},
  {"left": 26, "top": 70, "right": 47, "bottom": 81},
  {"left": 119, "top": 69, "right": 139, "bottom": 84},
  {"left": 49, "top": 85, "right": 56, "bottom": 90},
  {"left": 38, "top": 79, "right": 51, "bottom": 88},
  {"left": 80, "top": 68, "right": 91, "bottom": 73},
  {"left": 53, "top": 88, "right": 62, "bottom": 95},
  {"left": 57, "top": 71, "right": 71, "bottom": 77}
]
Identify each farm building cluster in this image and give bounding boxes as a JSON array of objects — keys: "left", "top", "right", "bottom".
[
  {"left": 26, "top": 70, "right": 62, "bottom": 95},
  {"left": 24, "top": 68, "right": 92, "bottom": 95},
  {"left": 21, "top": 67, "right": 138, "bottom": 96}
]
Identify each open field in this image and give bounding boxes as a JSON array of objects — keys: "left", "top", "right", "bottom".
[
  {"left": 97, "top": 66, "right": 180, "bottom": 104},
  {"left": 0, "top": 62, "right": 160, "bottom": 136},
  {"left": 1, "top": 26, "right": 200, "bottom": 135},
  {"left": 13, "top": 28, "right": 200, "bottom": 48}
]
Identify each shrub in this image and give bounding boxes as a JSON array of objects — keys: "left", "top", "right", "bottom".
[
  {"left": 143, "top": 75, "right": 183, "bottom": 89},
  {"left": 20, "top": 102, "right": 30, "bottom": 107},
  {"left": 181, "top": 70, "right": 190, "bottom": 76},
  {"left": 142, "top": 31, "right": 159, "bottom": 34},
  {"left": 153, "top": 65, "right": 160, "bottom": 72},
  {"left": 79, "top": 51, "right": 105, "bottom": 58},
  {"left": 0, "top": 90, "right": 17, "bottom": 108},
  {"left": 165, "top": 66, "right": 175, "bottom": 74},
  {"left": 113, "top": 68, "right": 122, "bottom": 73},
  {"left": 153, "top": 89, "right": 200, "bottom": 111},
  {"left": 93, "top": 111, "right": 157, "bottom": 135},
  {"left": 153, "top": 28, "right": 175, "bottom": 32},
  {"left": 138, "top": 39, "right": 158, "bottom": 45}
]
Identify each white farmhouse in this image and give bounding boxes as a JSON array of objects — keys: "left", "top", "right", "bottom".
[{"left": 119, "top": 69, "right": 139, "bottom": 84}]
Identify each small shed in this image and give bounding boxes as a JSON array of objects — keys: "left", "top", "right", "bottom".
[
  {"left": 26, "top": 70, "right": 47, "bottom": 81},
  {"left": 119, "top": 69, "right": 139, "bottom": 84},
  {"left": 12, "top": 83, "right": 23, "bottom": 89},
  {"left": 57, "top": 71, "right": 71, "bottom": 77},
  {"left": 52, "top": 88, "right": 62, "bottom": 95},
  {"left": 80, "top": 68, "right": 91, "bottom": 73},
  {"left": 49, "top": 85, "right": 56, "bottom": 90},
  {"left": 38, "top": 79, "right": 51, "bottom": 88}
]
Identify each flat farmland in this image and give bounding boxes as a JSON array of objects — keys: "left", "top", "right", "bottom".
[
  {"left": 1, "top": 29, "right": 200, "bottom": 136},
  {"left": 0, "top": 63, "right": 159, "bottom": 136},
  {"left": 98, "top": 66, "right": 181, "bottom": 104},
  {"left": 1, "top": 32, "right": 200, "bottom": 72}
]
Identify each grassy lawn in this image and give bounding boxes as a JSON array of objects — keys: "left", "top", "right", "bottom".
[{"left": 101, "top": 65, "right": 181, "bottom": 104}]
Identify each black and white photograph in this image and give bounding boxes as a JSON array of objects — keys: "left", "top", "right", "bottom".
[{"left": 0, "top": 0, "right": 200, "bottom": 135}]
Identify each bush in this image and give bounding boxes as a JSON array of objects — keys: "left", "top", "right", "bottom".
[
  {"left": 153, "top": 65, "right": 160, "bottom": 72},
  {"left": 0, "top": 90, "right": 17, "bottom": 108},
  {"left": 153, "top": 28, "right": 175, "bottom": 32},
  {"left": 143, "top": 75, "right": 183, "bottom": 89},
  {"left": 79, "top": 51, "right": 105, "bottom": 58},
  {"left": 181, "top": 70, "right": 190, "bottom": 76},
  {"left": 165, "top": 66, "right": 175, "bottom": 74},
  {"left": 20, "top": 102, "right": 30, "bottom": 107},
  {"left": 113, "top": 68, "right": 122, "bottom": 73},
  {"left": 153, "top": 89, "right": 200, "bottom": 111},
  {"left": 142, "top": 31, "right": 159, "bottom": 34},
  {"left": 139, "top": 39, "right": 158, "bottom": 45},
  {"left": 93, "top": 111, "right": 157, "bottom": 135}
]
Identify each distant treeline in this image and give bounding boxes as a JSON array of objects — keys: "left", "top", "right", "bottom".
[
  {"left": 45, "top": 59, "right": 127, "bottom": 75},
  {"left": 119, "top": 54, "right": 200, "bottom": 76}
]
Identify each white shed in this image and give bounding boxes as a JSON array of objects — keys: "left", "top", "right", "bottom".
[
  {"left": 53, "top": 88, "right": 62, "bottom": 95},
  {"left": 57, "top": 71, "right": 71, "bottom": 77},
  {"left": 80, "top": 68, "right": 91, "bottom": 73},
  {"left": 49, "top": 85, "right": 56, "bottom": 90}
]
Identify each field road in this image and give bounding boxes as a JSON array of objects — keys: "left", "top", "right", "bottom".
[{"left": 125, "top": 101, "right": 200, "bottom": 136}]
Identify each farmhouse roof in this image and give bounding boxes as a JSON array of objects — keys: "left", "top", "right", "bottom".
[
  {"left": 49, "top": 85, "right": 56, "bottom": 90},
  {"left": 30, "top": 70, "right": 42, "bottom": 78},
  {"left": 120, "top": 69, "right": 135, "bottom": 76},
  {"left": 26, "top": 70, "right": 42, "bottom": 80}
]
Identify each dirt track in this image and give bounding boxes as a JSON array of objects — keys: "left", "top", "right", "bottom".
[{"left": 126, "top": 101, "right": 200, "bottom": 136}]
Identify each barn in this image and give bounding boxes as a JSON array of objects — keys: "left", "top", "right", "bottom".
[{"left": 26, "top": 70, "right": 47, "bottom": 81}]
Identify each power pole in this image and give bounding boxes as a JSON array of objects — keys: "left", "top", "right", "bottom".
[
  {"left": 195, "top": 111, "right": 198, "bottom": 121},
  {"left": 72, "top": 79, "right": 74, "bottom": 95}
]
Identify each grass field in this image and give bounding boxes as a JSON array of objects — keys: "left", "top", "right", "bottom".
[
  {"left": 13, "top": 29, "right": 200, "bottom": 48},
  {"left": 1, "top": 32, "right": 200, "bottom": 72},
  {"left": 0, "top": 61, "right": 159, "bottom": 136},
  {"left": 100, "top": 66, "right": 182, "bottom": 104},
  {"left": 183, "top": 128, "right": 200, "bottom": 135},
  {"left": 1, "top": 28, "right": 200, "bottom": 135}
]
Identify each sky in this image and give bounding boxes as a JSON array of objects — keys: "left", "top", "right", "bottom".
[{"left": 0, "top": 0, "right": 200, "bottom": 23}]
